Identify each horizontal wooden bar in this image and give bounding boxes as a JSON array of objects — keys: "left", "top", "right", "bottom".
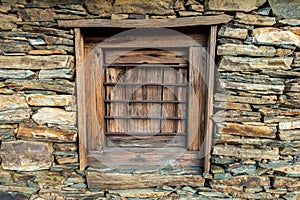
[
  {"left": 104, "top": 100, "right": 187, "bottom": 104},
  {"left": 105, "top": 132, "right": 186, "bottom": 136},
  {"left": 58, "top": 15, "right": 232, "bottom": 28},
  {"left": 104, "top": 64, "right": 188, "bottom": 68},
  {"left": 103, "top": 83, "right": 187, "bottom": 87},
  {"left": 105, "top": 116, "right": 186, "bottom": 120},
  {"left": 87, "top": 147, "right": 203, "bottom": 172}
]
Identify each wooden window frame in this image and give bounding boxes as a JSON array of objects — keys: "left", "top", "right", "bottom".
[{"left": 59, "top": 15, "right": 231, "bottom": 173}]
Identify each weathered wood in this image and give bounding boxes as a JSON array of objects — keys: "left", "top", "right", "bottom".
[
  {"left": 88, "top": 147, "right": 202, "bottom": 170},
  {"left": 75, "top": 28, "right": 87, "bottom": 170},
  {"left": 106, "top": 135, "right": 186, "bottom": 148},
  {"left": 204, "top": 26, "right": 217, "bottom": 173},
  {"left": 187, "top": 47, "right": 202, "bottom": 150},
  {"left": 85, "top": 33, "right": 205, "bottom": 48},
  {"left": 105, "top": 49, "right": 187, "bottom": 64},
  {"left": 87, "top": 172, "right": 205, "bottom": 189},
  {"left": 58, "top": 15, "right": 232, "bottom": 28}
]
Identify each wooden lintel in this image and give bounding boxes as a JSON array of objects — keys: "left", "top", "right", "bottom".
[{"left": 58, "top": 15, "right": 232, "bottom": 28}]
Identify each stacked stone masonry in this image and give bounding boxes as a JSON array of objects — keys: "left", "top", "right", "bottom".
[{"left": 0, "top": 0, "right": 299, "bottom": 199}]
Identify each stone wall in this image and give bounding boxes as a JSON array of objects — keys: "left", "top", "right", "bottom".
[{"left": 0, "top": 0, "right": 299, "bottom": 199}]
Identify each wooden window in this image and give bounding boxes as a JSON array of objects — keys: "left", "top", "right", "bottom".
[{"left": 60, "top": 16, "right": 231, "bottom": 180}]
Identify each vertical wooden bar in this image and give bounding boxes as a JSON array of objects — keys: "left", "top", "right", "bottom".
[
  {"left": 94, "top": 47, "right": 106, "bottom": 151},
  {"left": 187, "top": 47, "right": 203, "bottom": 150},
  {"left": 75, "top": 28, "right": 87, "bottom": 170},
  {"left": 204, "top": 26, "right": 217, "bottom": 173}
]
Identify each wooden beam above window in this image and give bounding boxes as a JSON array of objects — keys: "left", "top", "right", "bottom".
[{"left": 58, "top": 15, "right": 232, "bottom": 28}]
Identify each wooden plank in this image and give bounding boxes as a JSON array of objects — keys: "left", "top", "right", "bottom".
[
  {"left": 204, "top": 26, "right": 217, "bottom": 173},
  {"left": 104, "top": 49, "right": 187, "bottom": 64},
  {"left": 177, "top": 68, "right": 188, "bottom": 133},
  {"left": 187, "top": 47, "right": 203, "bottom": 150},
  {"left": 161, "top": 68, "right": 178, "bottom": 133},
  {"left": 88, "top": 147, "right": 202, "bottom": 170},
  {"left": 58, "top": 15, "right": 232, "bottom": 28},
  {"left": 87, "top": 172, "right": 205, "bottom": 189},
  {"left": 106, "top": 135, "right": 186, "bottom": 148},
  {"left": 91, "top": 34, "right": 204, "bottom": 48},
  {"left": 75, "top": 28, "right": 87, "bottom": 170}
]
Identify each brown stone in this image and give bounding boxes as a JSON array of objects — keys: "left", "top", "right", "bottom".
[
  {"left": 0, "top": 141, "right": 52, "bottom": 171},
  {"left": 28, "top": 50, "right": 67, "bottom": 55},
  {"left": 214, "top": 102, "right": 252, "bottom": 111},
  {"left": 5, "top": 79, "right": 75, "bottom": 94},
  {"left": 85, "top": 0, "right": 113, "bottom": 16},
  {"left": 253, "top": 28, "right": 300, "bottom": 48},
  {"left": 210, "top": 184, "right": 243, "bottom": 194},
  {"left": 276, "top": 48, "right": 294, "bottom": 57},
  {"left": 17, "top": 123, "right": 77, "bottom": 142},
  {"left": 211, "top": 175, "right": 270, "bottom": 187},
  {"left": 32, "top": 108, "right": 76, "bottom": 126},
  {"left": 236, "top": 12, "right": 276, "bottom": 26},
  {"left": 0, "top": 20, "right": 17, "bottom": 31},
  {"left": 279, "top": 94, "right": 300, "bottom": 108},
  {"left": 112, "top": 0, "right": 175, "bottom": 15},
  {"left": 18, "top": 8, "right": 55, "bottom": 22},
  {"left": 219, "top": 56, "right": 293, "bottom": 71},
  {"left": 213, "top": 110, "right": 260, "bottom": 123},
  {"left": 44, "top": 35, "right": 74, "bottom": 46},
  {"left": 217, "top": 43, "right": 276, "bottom": 57},
  {"left": 0, "top": 55, "right": 74, "bottom": 70},
  {"left": 218, "top": 26, "right": 248, "bottom": 40},
  {"left": 279, "top": 19, "right": 300, "bottom": 26},
  {"left": 273, "top": 177, "right": 300, "bottom": 188},
  {"left": 213, "top": 145, "right": 279, "bottom": 160},
  {"left": 26, "top": 94, "right": 73, "bottom": 107},
  {"left": 208, "top": 0, "right": 266, "bottom": 12},
  {"left": 218, "top": 123, "right": 276, "bottom": 138},
  {"left": 269, "top": 0, "right": 300, "bottom": 19},
  {"left": 274, "top": 164, "right": 300, "bottom": 174}
]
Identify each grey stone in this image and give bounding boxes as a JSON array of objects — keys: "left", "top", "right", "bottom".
[
  {"left": 208, "top": 0, "right": 267, "bottom": 12},
  {"left": 269, "top": 0, "right": 300, "bottom": 19},
  {"left": 32, "top": 107, "right": 76, "bottom": 126},
  {"left": 0, "top": 69, "right": 34, "bottom": 80},
  {"left": 218, "top": 25, "right": 248, "bottom": 40},
  {"left": 217, "top": 44, "right": 276, "bottom": 57},
  {"left": 0, "top": 141, "right": 52, "bottom": 171},
  {"left": 0, "top": 40, "right": 31, "bottom": 53},
  {"left": 219, "top": 56, "right": 293, "bottom": 71}
]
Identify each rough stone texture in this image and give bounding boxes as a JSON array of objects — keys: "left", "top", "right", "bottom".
[
  {"left": 208, "top": 0, "right": 267, "bottom": 12},
  {"left": 26, "top": 94, "right": 73, "bottom": 107},
  {"left": 32, "top": 108, "right": 76, "bottom": 126},
  {"left": 253, "top": 28, "right": 300, "bottom": 48},
  {"left": 112, "top": 0, "right": 175, "bottom": 15},
  {"left": 218, "top": 123, "right": 276, "bottom": 138},
  {"left": 85, "top": 0, "right": 113, "bottom": 16},
  {"left": 0, "top": 69, "right": 35, "bottom": 80},
  {"left": 17, "top": 123, "right": 77, "bottom": 142},
  {"left": 0, "top": 39, "right": 32, "bottom": 53},
  {"left": 213, "top": 145, "right": 279, "bottom": 160},
  {"left": 0, "top": 141, "right": 52, "bottom": 171},
  {"left": 0, "top": 55, "right": 74, "bottom": 70},
  {"left": 219, "top": 56, "right": 293, "bottom": 71},
  {"left": 18, "top": 8, "right": 55, "bottom": 22},
  {"left": 217, "top": 44, "right": 276, "bottom": 57},
  {"left": 269, "top": 0, "right": 300, "bottom": 19},
  {"left": 218, "top": 25, "right": 248, "bottom": 40},
  {"left": 236, "top": 12, "right": 276, "bottom": 26}
]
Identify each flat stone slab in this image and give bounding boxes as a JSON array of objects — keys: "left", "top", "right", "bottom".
[{"left": 0, "top": 140, "right": 52, "bottom": 171}]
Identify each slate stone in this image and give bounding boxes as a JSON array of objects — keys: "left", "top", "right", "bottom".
[
  {"left": 32, "top": 107, "right": 76, "bottom": 126},
  {"left": 217, "top": 43, "right": 276, "bottom": 57},
  {"left": 269, "top": 0, "right": 300, "bottom": 19},
  {"left": 218, "top": 25, "right": 248, "bottom": 40},
  {"left": 0, "top": 40, "right": 31, "bottom": 53},
  {"left": 253, "top": 28, "right": 300, "bottom": 48},
  {"left": 0, "top": 141, "right": 52, "bottom": 171},
  {"left": 236, "top": 12, "right": 276, "bottom": 26},
  {"left": 208, "top": 0, "right": 267, "bottom": 12},
  {"left": 85, "top": 0, "right": 113, "bottom": 16},
  {"left": 112, "top": 0, "right": 175, "bottom": 15},
  {"left": 18, "top": 8, "right": 55, "bottom": 22},
  {"left": 17, "top": 123, "right": 77, "bottom": 142},
  {"left": 0, "top": 69, "right": 35, "bottom": 80},
  {"left": 26, "top": 94, "right": 73, "bottom": 107}
]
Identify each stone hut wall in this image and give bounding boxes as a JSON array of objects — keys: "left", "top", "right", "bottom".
[{"left": 0, "top": 0, "right": 299, "bottom": 199}]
